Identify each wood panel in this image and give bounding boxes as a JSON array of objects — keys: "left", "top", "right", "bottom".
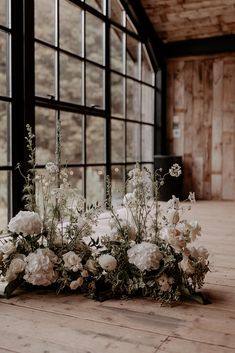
[{"left": 167, "top": 54, "right": 235, "bottom": 200}]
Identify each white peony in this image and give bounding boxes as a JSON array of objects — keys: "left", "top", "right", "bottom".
[
  {"left": 70, "top": 277, "right": 84, "bottom": 290},
  {"left": 8, "top": 211, "right": 42, "bottom": 236},
  {"left": 127, "top": 242, "right": 163, "bottom": 271},
  {"left": 24, "top": 248, "right": 58, "bottom": 286},
  {"left": 98, "top": 254, "right": 117, "bottom": 271},
  {"left": 63, "top": 251, "right": 83, "bottom": 272},
  {"left": 6, "top": 256, "right": 26, "bottom": 282},
  {"left": 0, "top": 241, "right": 16, "bottom": 260},
  {"left": 157, "top": 274, "right": 174, "bottom": 292}
]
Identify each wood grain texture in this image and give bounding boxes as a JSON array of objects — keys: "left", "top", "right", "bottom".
[
  {"left": 166, "top": 54, "right": 235, "bottom": 200},
  {"left": 0, "top": 201, "right": 235, "bottom": 353}
]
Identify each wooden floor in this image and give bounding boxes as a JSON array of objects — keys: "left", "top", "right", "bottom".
[{"left": 0, "top": 201, "right": 235, "bottom": 353}]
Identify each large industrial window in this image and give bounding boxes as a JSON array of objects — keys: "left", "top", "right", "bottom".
[{"left": 0, "top": 0, "right": 162, "bottom": 228}]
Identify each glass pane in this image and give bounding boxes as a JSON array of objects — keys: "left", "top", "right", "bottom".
[
  {"left": 35, "top": 107, "right": 56, "bottom": 164},
  {"left": 142, "top": 46, "right": 154, "bottom": 85},
  {"left": 142, "top": 85, "right": 154, "bottom": 123},
  {"left": 111, "top": 73, "right": 124, "bottom": 118},
  {"left": 0, "top": 31, "right": 8, "bottom": 96},
  {"left": 0, "top": 101, "right": 10, "bottom": 165},
  {"left": 86, "top": 166, "right": 105, "bottom": 204},
  {"left": 110, "top": 0, "right": 124, "bottom": 25},
  {"left": 86, "top": 63, "right": 104, "bottom": 108},
  {"left": 126, "top": 35, "right": 139, "bottom": 79},
  {"left": 142, "top": 125, "right": 154, "bottom": 162},
  {"left": 60, "top": 53, "right": 82, "bottom": 104},
  {"left": 111, "top": 119, "right": 125, "bottom": 163},
  {"left": 126, "top": 79, "right": 140, "bottom": 121},
  {"left": 111, "top": 26, "right": 123, "bottom": 73},
  {"left": 68, "top": 167, "right": 84, "bottom": 196},
  {"left": 85, "top": 0, "right": 103, "bottom": 12},
  {"left": 60, "top": 0, "right": 82, "bottom": 55},
  {"left": 60, "top": 112, "right": 83, "bottom": 164},
  {"left": 35, "top": 0, "right": 55, "bottom": 44},
  {"left": 86, "top": 12, "right": 103, "bottom": 65},
  {"left": 35, "top": 43, "right": 55, "bottom": 98},
  {"left": 111, "top": 165, "right": 125, "bottom": 207},
  {"left": 126, "top": 16, "right": 137, "bottom": 34},
  {"left": 0, "top": 0, "right": 8, "bottom": 27},
  {"left": 86, "top": 116, "right": 105, "bottom": 163},
  {"left": 126, "top": 122, "right": 140, "bottom": 162},
  {"left": 0, "top": 170, "right": 10, "bottom": 229}
]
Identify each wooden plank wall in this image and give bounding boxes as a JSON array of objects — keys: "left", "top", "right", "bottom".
[{"left": 166, "top": 54, "right": 235, "bottom": 200}]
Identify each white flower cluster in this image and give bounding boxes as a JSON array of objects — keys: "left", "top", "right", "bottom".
[
  {"left": 169, "top": 163, "right": 182, "bottom": 177},
  {"left": 98, "top": 254, "right": 117, "bottom": 271},
  {"left": 8, "top": 211, "right": 42, "bottom": 236},
  {"left": 127, "top": 242, "right": 163, "bottom": 271}
]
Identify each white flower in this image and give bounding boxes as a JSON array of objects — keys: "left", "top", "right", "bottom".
[
  {"left": 98, "top": 254, "right": 117, "bottom": 271},
  {"left": 127, "top": 242, "right": 163, "bottom": 271},
  {"left": 189, "top": 246, "right": 209, "bottom": 264},
  {"left": 169, "top": 164, "right": 182, "bottom": 177},
  {"left": 188, "top": 221, "right": 201, "bottom": 241},
  {"left": 8, "top": 211, "right": 42, "bottom": 236},
  {"left": 45, "top": 162, "right": 58, "bottom": 173},
  {"left": 157, "top": 274, "right": 174, "bottom": 292},
  {"left": 70, "top": 277, "right": 84, "bottom": 290},
  {"left": 6, "top": 256, "right": 26, "bottom": 282},
  {"left": 24, "top": 248, "right": 58, "bottom": 286},
  {"left": 159, "top": 226, "right": 186, "bottom": 251},
  {"left": 81, "top": 269, "right": 89, "bottom": 278},
  {"left": 188, "top": 192, "right": 196, "bottom": 203},
  {"left": 180, "top": 256, "right": 195, "bottom": 274},
  {"left": 63, "top": 251, "right": 83, "bottom": 272},
  {"left": 0, "top": 241, "right": 16, "bottom": 260}
]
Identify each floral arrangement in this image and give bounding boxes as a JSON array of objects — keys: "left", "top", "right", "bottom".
[{"left": 0, "top": 126, "right": 210, "bottom": 304}]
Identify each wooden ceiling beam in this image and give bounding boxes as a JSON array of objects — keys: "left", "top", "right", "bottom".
[{"left": 165, "top": 34, "right": 235, "bottom": 58}]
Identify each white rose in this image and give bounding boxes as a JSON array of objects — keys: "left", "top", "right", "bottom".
[
  {"left": 6, "top": 257, "right": 26, "bottom": 282},
  {"left": 24, "top": 248, "right": 58, "bottom": 286},
  {"left": 127, "top": 242, "right": 163, "bottom": 272},
  {"left": 98, "top": 254, "right": 117, "bottom": 271},
  {"left": 63, "top": 251, "right": 83, "bottom": 272},
  {"left": 1, "top": 242, "right": 16, "bottom": 260},
  {"left": 70, "top": 277, "right": 84, "bottom": 290},
  {"left": 8, "top": 211, "right": 42, "bottom": 236}
]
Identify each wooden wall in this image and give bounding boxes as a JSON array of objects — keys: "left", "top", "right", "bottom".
[{"left": 166, "top": 54, "right": 235, "bottom": 200}]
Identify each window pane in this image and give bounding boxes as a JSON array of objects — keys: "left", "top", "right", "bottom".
[
  {"left": 68, "top": 167, "right": 84, "bottom": 196},
  {"left": 111, "top": 26, "right": 123, "bottom": 73},
  {"left": 60, "top": 53, "right": 82, "bottom": 104},
  {"left": 0, "top": 170, "right": 10, "bottom": 229},
  {"left": 111, "top": 119, "right": 125, "bottom": 163},
  {"left": 110, "top": 0, "right": 124, "bottom": 25},
  {"left": 0, "top": 31, "right": 9, "bottom": 96},
  {"left": 35, "top": 0, "right": 55, "bottom": 44},
  {"left": 86, "top": 12, "right": 103, "bottom": 65},
  {"left": 111, "top": 165, "right": 125, "bottom": 207},
  {"left": 60, "top": 112, "right": 83, "bottom": 164},
  {"left": 111, "top": 73, "right": 124, "bottom": 118},
  {"left": 35, "top": 43, "right": 55, "bottom": 98},
  {"left": 86, "top": 116, "right": 105, "bottom": 163},
  {"left": 126, "top": 35, "right": 139, "bottom": 79},
  {"left": 126, "top": 122, "right": 140, "bottom": 162},
  {"left": 35, "top": 107, "right": 56, "bottom": 164},
  {"left": 86, "top": 166, "right": 105, "bottom": 204},
  {"left": 86, "top": 63, "right": 104, "bottom": 108},
  {"left": 126, "top": 16, "right": 137, "bottom": 34},
  {"left": 126, "top": 79, "right": 140, "bottom": 121},
  {"left": 0, "top": 101, "right": 10, "bottom": 165},
  {"left": 142, "top": 85, "right": 154, "bottom": 123},
  {"left": 85, "top": 0, "right": 103, "bottom": 12},
  {"left": 142, "top": 46, "right": 154, "bottom": 85},
  {"left": 60, "top": 0, "right": 82, "bottom": 55},
  {"left": 142, "top": 125, "right": 154, "bottom": 162}
]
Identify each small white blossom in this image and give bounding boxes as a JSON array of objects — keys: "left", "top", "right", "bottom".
[
  {"left": 98, "top": 254, "right": 117, "bottom": 271},
  {"left": 127, "top": 242, "right": 163, "bottom": 271},
  {"left": 63, "top": 251, "right": 83, "bottom": 272},
  {"left": 8, "top": 211, "right": 42, "bottom": 236},
  {"left": 169, "top": 164, "right": 182, "bottom": 177}
]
